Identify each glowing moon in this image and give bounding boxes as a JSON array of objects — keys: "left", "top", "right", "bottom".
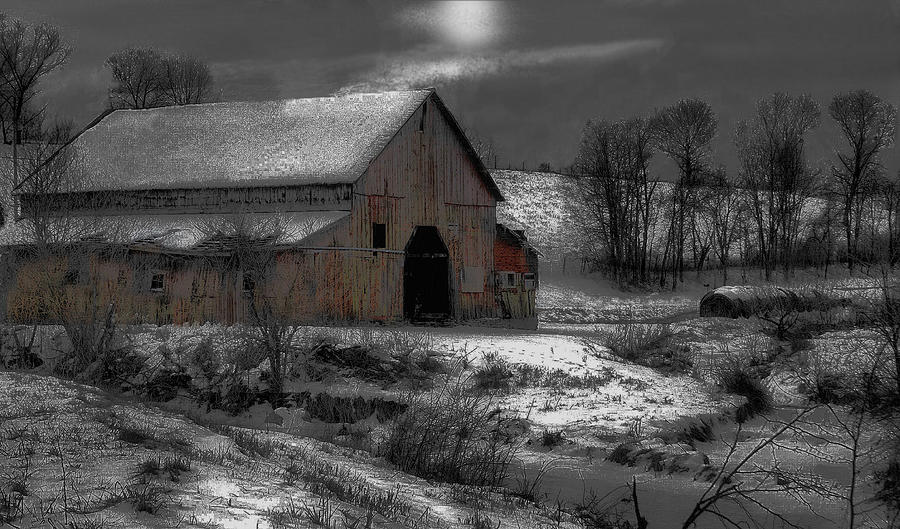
[
  {"left": 402, "top": 1, "right": 505, "bottom": 49},
  {"left": 436, "top": 1, "right": 502, "bottom": 47}
]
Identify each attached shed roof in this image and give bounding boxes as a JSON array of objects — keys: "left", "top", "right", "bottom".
[
  {"left": 62, "top": 90, "right": 433, "bottom": 191},
  {"left": 0, "top": 211, "right": 348, "bottom": 253}
]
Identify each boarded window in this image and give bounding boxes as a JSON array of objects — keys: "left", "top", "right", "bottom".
[
  {"left": 461, "top": 266, "right": 484, "bottom": 293},
  {"left": 373, "top": 223, "right": 386, "bottom": 249},
  {"left": 150, "top": 272, "right": 165, "bottom": 292}
]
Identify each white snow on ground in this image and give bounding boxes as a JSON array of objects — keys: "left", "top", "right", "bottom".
[
  {"left": 3, "top": 269, "right": 895, "bottom": 528},
  {"left": 0, "top": 370, "right": 578, "bottom": 529}
]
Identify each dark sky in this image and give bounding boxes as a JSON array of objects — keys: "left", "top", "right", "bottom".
[{"left": 4, "top": 0, "right": 900, "bottom": 176}]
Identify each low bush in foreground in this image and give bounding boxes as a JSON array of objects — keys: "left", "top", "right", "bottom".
[
  {"left": 379, "top": 380, "right": 518, "bottom": 487},
  {"left": 714, "top": 358, "right": 773, "bottom": 422},
  {"left": 595, "top": 323, "right": 693, "bottom": 373}
]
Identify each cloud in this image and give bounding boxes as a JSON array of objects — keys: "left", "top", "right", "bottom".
[{"left": 341, "top": 39, "right": 666, "bottom": 93}]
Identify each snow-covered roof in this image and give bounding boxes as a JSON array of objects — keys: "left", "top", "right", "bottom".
[
  {"left": 62, "top": 90, "right": 432, "bottom": 192},
  {"left": 0, "top": 211, "right": 348, "bottom": 252}
]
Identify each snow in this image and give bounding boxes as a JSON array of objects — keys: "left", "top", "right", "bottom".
[
  {"left": 492, "top": 170, "right": 582, "bottom": 256},
  {"left": 2, "top": 269, "right": 894, "bottom": 528},
  {"left": 64, "top": 90, "right": 432, "bottom": 191},
  {"left": 0, "top": 210, "right": 349, "bottom": 249}
]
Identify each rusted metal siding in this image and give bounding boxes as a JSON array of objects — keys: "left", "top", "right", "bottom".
[{"left": 352, "top": 93, "right": 498, "bottom": 320}]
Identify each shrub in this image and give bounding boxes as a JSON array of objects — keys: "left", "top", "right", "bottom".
[
  {"left": 473, "top": 352, "right": 514, "bottom": 391},
  {"left": 596, "top": 323, "right": 693, "bottom": 373},
  {"left": 96, "top": 411, "right": 191, "bottom": 450},
  {"left": 599, "top": 323, "right": 672, "bottom": 362},
  {"left": 800, "top": 370, "right": 855, "bottom": 405},
  {"left": 659, "top": 415, "right": 717, "bottom": 447},
  {"left": 127, "top": 482, "right": 167, "bottom": 514},
  {"left": 132, "top": 457, "right": 162, "bottom": 479},
  {"left": 187, "top": 336, "right": 221, "bottom": 381},
  {"left": 512, "top": 364, "right": 617, "bottom": 389},
  {"left": 379, "top": 381, "right": 518, "bottom": 487},
  {"left": 221, "top": 380, "right": 255, "bottom": 415},
  {"left": 144, "top": 366, "right": 191, "bottom": 402},
  {"left": 219, "top": 425, "right": 286, "bottom": 458},
  {"left": 875, "top": 452, "right": 900, "bottom": 516},
  {"left": 541, "top": 429, "right": 565, "bottom": 448},
  {"left": 715, "top": 358, "right": 773, "bottom": 422}
]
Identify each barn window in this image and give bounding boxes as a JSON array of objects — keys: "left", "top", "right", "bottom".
[
  {"left": 150, "top": 272, "right": 165, "bottom": 292},
  {"left": 242, "top": 272, "right": 255, "bottom": 293},
  {"left": 524, "top": 273, "right": 536, "bottom": 290},
  {"left": 495, "top": 271, "right": 518, "bottom": 289},
  {"left": 372, "top": 223, "right": 386, "bottom": 249}
]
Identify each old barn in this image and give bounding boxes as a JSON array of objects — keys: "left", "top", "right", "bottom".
[{"left": 2, "top": 89, "right": 538, "bottom": 325}]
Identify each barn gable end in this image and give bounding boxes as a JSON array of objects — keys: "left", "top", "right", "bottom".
[{"left": 352, "top": 92, "right": 500, "bottom": 320}]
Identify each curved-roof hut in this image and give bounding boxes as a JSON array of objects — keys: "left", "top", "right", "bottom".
[{"left": 699, "top": 286, "right": 847, "bottom": 318}]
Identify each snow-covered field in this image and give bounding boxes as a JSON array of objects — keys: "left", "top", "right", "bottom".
[{"left": 1, "top": 271, "right": 896, "bottom": 528}]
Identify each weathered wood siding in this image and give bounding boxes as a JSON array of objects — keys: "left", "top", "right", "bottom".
[
  {"left": 5, "top": 248, "right": 404, "bottom": 325},
  {"left": 351, "top": 93, "right": 498, "bottom": 320}
]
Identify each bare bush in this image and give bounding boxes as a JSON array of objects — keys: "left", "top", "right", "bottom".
[
  {"left": 595, "top": 323, "right": 692, "bottom": 372},
  {"left": 473, "top": 351, "right": 514, "bottom": 391},
  {"left": 379, "top": 379, "right": 518, "bottom": 487}
]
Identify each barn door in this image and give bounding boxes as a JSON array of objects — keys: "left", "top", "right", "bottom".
[{"left": 404, "top": 226, "right": 450, "bottom": 321}]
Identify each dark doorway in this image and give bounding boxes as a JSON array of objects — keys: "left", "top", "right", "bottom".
[{"left": 404, "top": 226, "right": 450, "bottom": 321}]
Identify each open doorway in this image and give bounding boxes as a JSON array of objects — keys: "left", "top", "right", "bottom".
[{"left": 403, "top": 226, "right": 450, "bottom": 321}]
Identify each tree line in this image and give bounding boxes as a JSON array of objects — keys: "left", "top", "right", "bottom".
[{"left": 572, "top": 91, "right": 897, "bottom": 288}]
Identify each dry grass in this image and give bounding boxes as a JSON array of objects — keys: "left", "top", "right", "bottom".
[{"left": 380, "top": 379, "right": 519, "bottom": 487}]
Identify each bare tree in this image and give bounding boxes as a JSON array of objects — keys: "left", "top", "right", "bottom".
[
  {"left": 735, "top": 93, "right": 821, "bottom": 280},
  {"left": 161, "top": 53, "right": 213, "bottom": 106},
  {"left": 196, "top": 216, "right": 304, "bottom": 395},
  {"left": 651, "top": 99, "right": 718, "bottom": 288},
  {"left": 464, "top": 127, "right": 498, "bottom": 169},
  {"left": 829, "top": 90, "right": 897, "bottom": 272},
  {"left": 0, "top": 129, "right": 130, "bottom": 379},
  {"left": 573, "top": 118, "right": 658, "bottom": 285},
  {"left": 105, "top": 47, "right": 165, "bottom": 109},
  {"left": 107, "top": 47, "right": 214, "bottom": 109},
  {"left": 877, "top": 171, "right": 900, "bottom": 265},
  {"left": 0, "top": 102, "right": 45, "bottom": 145},
  {"left": 0, "top": 14, "right": 70, "bottom": 189},
  {"left": 706, "top": 169, "right": 743, "bottom": 284},
  {"left": 870, "top": 279, "right": 900, "bottom": 397},
  {"left": 678, "top": 406, "right": 832, "bottom": 528}
]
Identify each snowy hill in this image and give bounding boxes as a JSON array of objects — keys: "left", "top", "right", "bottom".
[{"left": 492, "top": 170, "right": 583, "bottom": 258}]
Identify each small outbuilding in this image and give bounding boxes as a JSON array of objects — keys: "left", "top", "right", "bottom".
[{"left": 699, "top": 285, "right": 848, "bottom": 319}]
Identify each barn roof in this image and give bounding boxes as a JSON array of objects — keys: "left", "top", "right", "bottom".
[
  {"left": 0, "top": 211, "right": 348, "bottom": 253},
  {"left": 56, "top": 90, "right": 434, "bottom": 192}
]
